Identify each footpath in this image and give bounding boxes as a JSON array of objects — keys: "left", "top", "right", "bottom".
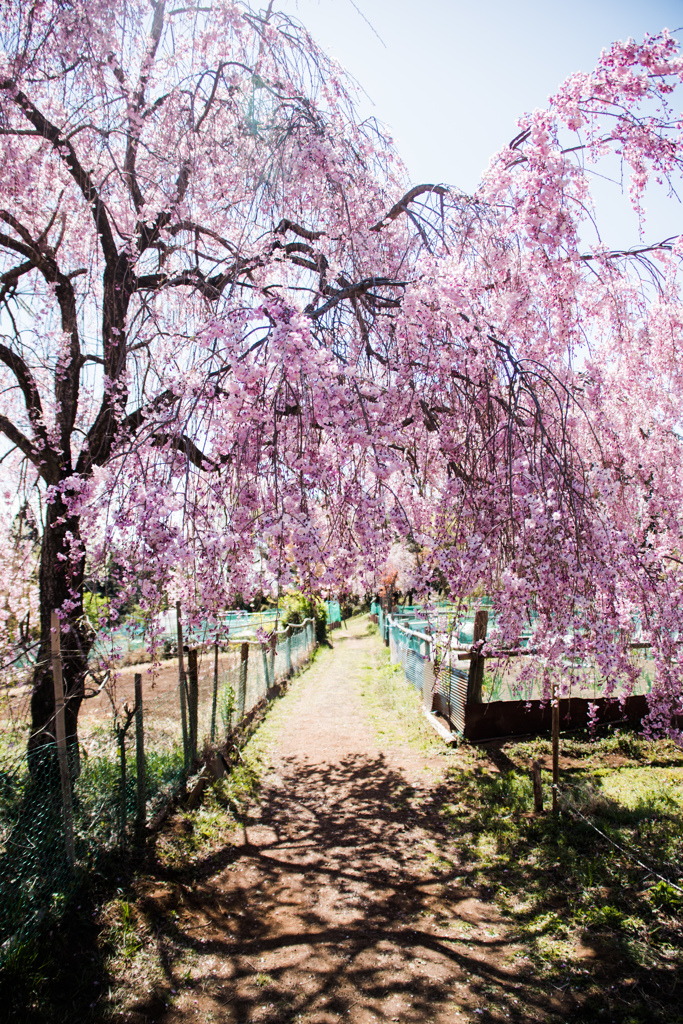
[{"left": 117, "top": 616, "right": 564, "bottom": 1024}]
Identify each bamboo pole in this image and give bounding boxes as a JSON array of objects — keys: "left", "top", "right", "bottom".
[
  {"left": 238, "top": 642, "right": 249, "bottom": 720},
  {"left": 269, "top": 633, "right": 276, "bottom": 691},
  {"left": 261, "top": 641, "right": 269, "bottom": 697},
  {"left": 210, "top": 643, "right": 219, "bottom": 743},
  {"left": 135, "top": 673, "right": 146, "bottom": 838},
  {"left": 50, "top": 611, "right": 75, "bottom": 868},
  {"left": 187, "top": 648, "right": 199, "bottom": 766},
  {"left": 176, "top": 602, "right": 189, "bottom": 770},
  {"left": 117, "top": 721, "right": 127, "bottom": 846}
]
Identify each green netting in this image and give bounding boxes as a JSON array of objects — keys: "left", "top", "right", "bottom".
[
  {"left": 0, "top": 616, "right": 316, "bottom": 966},
  {"left": 325, "top": 600, "right": 341, "bottom": 624}
]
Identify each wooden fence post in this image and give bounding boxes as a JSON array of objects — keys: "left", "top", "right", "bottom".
[
  {"left": 238, "top": 642, "right": 249, "bottom": 719},
  {"left": 187, "top": 648, "right": 199, "bottom": 766},
  {"left": 50, "top": 611, "right": 75, "bottom": 868},
  {"left": 467, "top": 609, "right": 489, "bottom": 703},
  {"left": 286, "top": 626, "right": 292, "bottom": 677},
  {"left": 210, "top": 643, "right": 219, "bottom": 744},
  {"left": 176, "top": 602, "right": 189, "bottom": 771},
  {"left": 552, "top": 679, "right": 560, "bottom": 815},
  {"left": 134, "top": 673, "right": 146, "bottom": 839}
]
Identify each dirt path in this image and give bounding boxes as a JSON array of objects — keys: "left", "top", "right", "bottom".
[{"left": 122, "top": 618, "right": 568, "bottom": 1024}]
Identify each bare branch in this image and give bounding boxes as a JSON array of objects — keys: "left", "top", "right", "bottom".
[
  {"left": 0, "top": 81, "right": 118, "bottom": 263},
  {"left": 369, "top": 184, "right": 448, "bottom": 232}
]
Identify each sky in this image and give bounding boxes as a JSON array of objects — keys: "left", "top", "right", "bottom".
[{"left": 280, "top": 0, "right": 683, "bottom": 246}]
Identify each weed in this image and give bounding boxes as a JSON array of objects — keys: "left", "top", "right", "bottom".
[
  {"left": 107, "top": 898, "right": 142, "bottom": 959},
  {"left": 0, "top": 935, "right": 49, "bottom": 1019},
  {"left": 219, "top": 680, "right": 237, "bottom": 734},
  {"left": 358, "top": 643, "right": 447, "bottom": 753},
  {"left": 156, "top": 789, "right": 236, "bottom": 866},
  {"left": 646, "top": 880, "right": 683, "bottom": 917}
]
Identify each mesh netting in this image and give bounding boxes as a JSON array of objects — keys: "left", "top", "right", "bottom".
[{"left": 0, "top": 616, "right": 315, "bottom": 963}]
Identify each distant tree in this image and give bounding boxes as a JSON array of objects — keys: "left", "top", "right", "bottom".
[
  {"left": 1, "top": 1, "right": 683, "bottom": 756},
  {"left": 0, "top": 0, "right": 425, "bottom": 756}
]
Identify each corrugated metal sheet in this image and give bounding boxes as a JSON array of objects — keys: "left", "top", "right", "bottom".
[{"left": 432, "top": 663, "right": 469, "bottom": 735}]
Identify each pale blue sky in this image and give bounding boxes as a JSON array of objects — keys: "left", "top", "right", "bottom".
[{"left": 280, "top": 0, "right": 683, "bottom": 246}]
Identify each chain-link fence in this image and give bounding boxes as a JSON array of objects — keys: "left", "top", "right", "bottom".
[{"left": 0, "top": 615, "right": 316, "bottom": 965}]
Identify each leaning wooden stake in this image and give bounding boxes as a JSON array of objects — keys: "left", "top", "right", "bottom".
[
  {"left": 50, "top": 611, "right": 75, "bottom": 868},
  {"left": 134, "top": 673, "right": 146, "bottom": 839},
  {"left": 552, "top": 679, "right": 560, "bottom": 815}
]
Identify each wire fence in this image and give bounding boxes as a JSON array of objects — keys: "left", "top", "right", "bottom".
[{"left": 0, "top": 614, "right": 316, "bottom": 965}]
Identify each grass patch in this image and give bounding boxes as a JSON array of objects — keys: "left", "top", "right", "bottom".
[
  {"left": 435, "top": 733, "right": 683, "bottom": 1022},
  {"left": 357, "top": 639, "right": 446, "bottom": 753}
]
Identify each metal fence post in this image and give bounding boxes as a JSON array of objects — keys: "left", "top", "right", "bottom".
[
  {"left": 187, "top": 648, "right": 199, "bottom": 766},
  {"left": 50, "top": 611, "right": 75, "bottom": 868},
  {"left": 286, "top": 626, "right": 292, "bottom": 676},
  {"left": 134, "top": 673, "right": 146, "bottom": 839}
]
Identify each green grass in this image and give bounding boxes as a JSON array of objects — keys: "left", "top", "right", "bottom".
[
  {"left": 357, "top": 639, "right": 446, "bottom": 753},
  {"left": 433, "top": 734, "right": 683, "bottom": 1022}
]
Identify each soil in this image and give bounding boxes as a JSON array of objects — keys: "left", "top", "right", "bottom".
[{"left": 116, "top": 618, "right": 576, "bottom": 1024}]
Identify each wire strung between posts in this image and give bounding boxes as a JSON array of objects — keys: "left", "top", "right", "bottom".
[{"left": 557, "top": 783, "right": 683, "bottom": 894}]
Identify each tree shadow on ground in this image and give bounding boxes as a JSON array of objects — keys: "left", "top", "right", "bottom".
[{"left": 122, "top": 751, "right": 582, "bottom": 1024}]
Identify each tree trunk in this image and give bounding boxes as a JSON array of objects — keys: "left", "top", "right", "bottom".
[{"left": 28, "top": 496, "right": 91, "bottom": 772}]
